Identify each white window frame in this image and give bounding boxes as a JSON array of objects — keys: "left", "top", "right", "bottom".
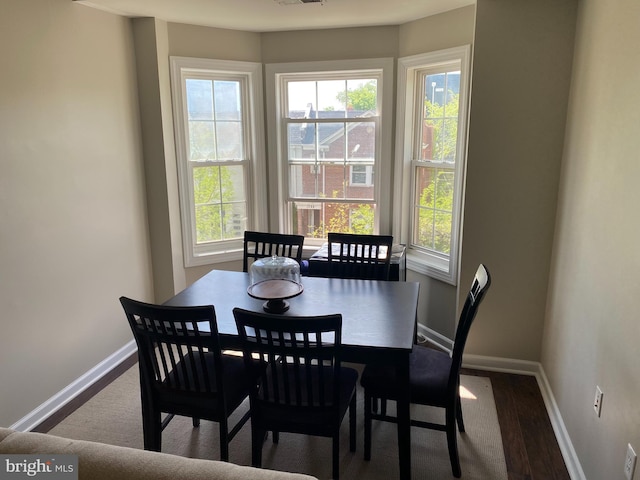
[
  {"left": 170, "top": 56, "right": 267, "bottom": 267},
  {"left": 265, "top": 59, "right": 394, "bottom": 247},
  {"left": 393, "top": 46, "right": 471, "bottom": 285}
]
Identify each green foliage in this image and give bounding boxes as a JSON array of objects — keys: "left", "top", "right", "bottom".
[
  {"left": 309, "top": 191, "right": 374, "bottom": 238},
  {"left": 193, "top": 166, "right": 236, "bottom": 243},
  {"left": 336, "top": 81, "right": 377, "bottom": 111},
  {"left": 423, "top": 94, "right": 459, "bottom": 161},
  {"left": 416, "top": 169, "right": 453, "bottom": 254}
]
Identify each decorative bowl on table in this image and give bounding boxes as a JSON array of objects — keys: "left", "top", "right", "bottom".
[{"left": 247, "top": 255, "right": 303, "bottom": 313}]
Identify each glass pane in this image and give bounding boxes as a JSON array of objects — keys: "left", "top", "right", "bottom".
[
  {"left": 291, "top": 201, "right": 374, "bottom": 238},
  {"left": 413, "top": 166, "right": 454, "bottom": 254},
  {"left": 320, "top": 122, "right": 345, "bottom": 162},
  {"left": 416, "top": 167, "right": 436, "bottom": 208},
  {"left": 193, "top": 165, "right": 246, "bottom": 244},
  {"left": 214, "top": 80, "right": 241, "bottom": 121},
  {"left": 287, "top": 81, "right": 316, "bottom": 117},
  {"left": 195, "top": 203, "right": 222, "bottom": 243},
  {"left": 346, "top": 79, "right": 378, "bottom": 115},
  {"left": 318, "top": 80, "right": 346, "bottom": 113},
  {"left": 221, "top": 202, "right": 246, "bottom": 240},
  {"left": 288, "top": 123, "right": 316, "bottom": 161},
  {"left": 442, "top": 118, "right": 457, "bottom": 163},
  {"left": 220, "top": 165, "right": 246, "bottom": 202},
  {"left": 186, "top": 79, "right": 213, "bottom": 121},
  {"left": 415, "top": 207, "right": 434, "bottom": 250},
  {"left": 431, "top": 118, "right": 446, "bottom": 161},
  {"left": 421, "top": 69, "right": 461, "bottom": 163},
  {"left": 289, "top": 164, "right": 318, "bottom": 199},
  {"left": 346, "top": 121, "right": 375, "bottom": 162},
  {"left": 189, "top": 121, "right": 216, "bottom": 161},
  {"left": 286, "top": 78, "right": 378, "bottom": 119},
  {"left": 215, "top": 121, "right": 243, "bottom": 160}
]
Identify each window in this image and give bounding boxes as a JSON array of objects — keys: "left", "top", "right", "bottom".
[
  {"left": 266, "top": 59, "right": 394, "bottom": 245},
  {"left": 394, "top": 46, "right": 471, "bottom": 285},
  {"left": 170, "top": 57, "right": 266, "bottom": 267}
]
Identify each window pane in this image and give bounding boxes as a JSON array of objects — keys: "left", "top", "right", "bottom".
[
  {"left": 290, "top": 201, "right": 374, "bottom": 238},
  {"left": 420, "top": 70, "right": 460, "bottom": 162},
  {"left": 186, "top": 79, "right": 244, "bottom": 162},
  {"left": 186, "top": 79, "right": 213, "bottom": 120},
  {"left": 214, "top": 80, "right": 241, "bottom": 121},
  {"left": 189, "top": 121, "right": 216, "bottom": 160},
  {"left": 286, "top": 78, "right": 378, "bottom": 118},
  {"left": 413, "top": 166, "right": 454, "bottom": 254},
  {"left": 215, "top": 121, "right": 243, "bottom": 160},
  {"left": 193, "top": 165, "right": 246, "bottom": 244}
]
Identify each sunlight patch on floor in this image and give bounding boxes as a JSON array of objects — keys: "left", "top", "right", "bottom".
[{"left": 460, "top": 385, "right": 477, "bottom": 400}]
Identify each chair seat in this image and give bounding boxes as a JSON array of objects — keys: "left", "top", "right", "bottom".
[{"left": 360, "top": 345, "right": 452, "bottom": 407}]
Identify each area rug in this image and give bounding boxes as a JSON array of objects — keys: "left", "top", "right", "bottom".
[{"left": 49, "top": 365, "right": 507, "bottom": 480}]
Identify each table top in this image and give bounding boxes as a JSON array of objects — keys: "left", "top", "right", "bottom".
[{"left": 164, "top": 269, "right": 419, "bottom": 362}]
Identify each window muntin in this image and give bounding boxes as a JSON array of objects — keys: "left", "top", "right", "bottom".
[
  {"left": 281, "top": 74, "right": 382, "bottom": 239},
  {"left": 171, "top": 57, "right": 266, "bottom": 267}
]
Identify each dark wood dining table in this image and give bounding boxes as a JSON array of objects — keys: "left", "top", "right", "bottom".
[{"left": 164, "top": 269, "right": 419, "bottom": 480}]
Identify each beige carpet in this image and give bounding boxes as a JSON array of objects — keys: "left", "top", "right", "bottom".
[{"left": 50, "top": 365, "right": 507, "bottom": 480}]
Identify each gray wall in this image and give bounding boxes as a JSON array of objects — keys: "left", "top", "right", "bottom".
[
  {"left": 463, "top": 0, "right": 577, "bottom": 361},
  {"left": 0, "top": 0, "right": 154, "bottom": 427},
  {"left": 542, "top": 0, "right": 640, "bottom": 477}
]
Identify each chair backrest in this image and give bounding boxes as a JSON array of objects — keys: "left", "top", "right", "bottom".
[
  {"left": 243, "top": 231, "right": 305, "bottom": 272},
  {"left": 233, "top": 308, "right": 343, "bottom": 416},
  {"left": 120, "top": 297, "right": 224, "bottom": 397},
  {"left": 448, "top": 264, "right": 491, "bottom": 389},
  {"left": 326, "top": 232, "right": 394, "bottom": 281}
]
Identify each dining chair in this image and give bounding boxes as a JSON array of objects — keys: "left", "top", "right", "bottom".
[
  {"left": 326, "top": 232, "right": 393, "bottom": 281},
  {"left": 119, "top": 297, "right": 252, "bottom": 461},
  {"left": 232, "top": 307, "right": 358, "bottom": 480},
  {"left": 242, "top": 231, "right": 305, "bottom": 273},
  {"left": 359, "top": 264, "right": 491, "bottom": 478}
]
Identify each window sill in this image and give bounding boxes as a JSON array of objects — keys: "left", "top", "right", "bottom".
[{"left": 406, "top": 250, "right": 457, "bottom": 286}]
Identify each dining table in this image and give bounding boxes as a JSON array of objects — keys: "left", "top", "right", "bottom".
[{"left": 163, "top": 269, "right": 420, "bottom": 480}]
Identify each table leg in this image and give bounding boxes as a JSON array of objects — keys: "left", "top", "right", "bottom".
[{"left": 397, "top": 354, "right": 411, "bottom": 480}]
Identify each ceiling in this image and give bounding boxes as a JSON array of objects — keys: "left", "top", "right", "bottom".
[{"left": 75, "top": 0, "right": 475, "bottom": 33}]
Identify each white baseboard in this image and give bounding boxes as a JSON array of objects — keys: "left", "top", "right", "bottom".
[
  {"left": 10, "top": 340, "right": 137, "bottom": 433},
  {"left": 462, "top": 354, "right": 586, "bottom": 480}
]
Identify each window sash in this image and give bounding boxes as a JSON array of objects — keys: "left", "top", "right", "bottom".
[
  {"left": 271, "top": 64, "right": 389, "bottom": 240},
  {"left": 171, "top": 57, "right": 266, "bottom": 267},
  {"left": 394, "top": 46, "right": 471, "bottom": 285}
]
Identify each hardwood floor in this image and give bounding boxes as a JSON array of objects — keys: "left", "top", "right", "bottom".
[
  {"left": 33, "top": 357, "right": 570, "bottom": 480},
  {"left": 462, "top": 368, "right": 570, "bottom": 480}
]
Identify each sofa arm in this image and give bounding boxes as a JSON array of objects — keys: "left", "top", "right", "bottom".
[{"left": 0, "top": 428, "right": 318, "bottom": 480}]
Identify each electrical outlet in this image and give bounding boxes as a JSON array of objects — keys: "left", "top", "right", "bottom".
[
  {"left": 625, "top": 443, "right": 637, "bottom": 480},
  {"left": 593, "top": 386, "right": 603, "bottom": 417}
]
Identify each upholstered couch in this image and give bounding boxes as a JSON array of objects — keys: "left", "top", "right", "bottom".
[{"left": 0, "top": 428, "right": 317, "bottom": 480}]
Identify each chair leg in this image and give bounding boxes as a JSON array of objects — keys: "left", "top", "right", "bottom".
[
  {"left": 456, "top": 395, "right": 465, "bottom": 433},
  {"left": 141, "top": 402, "right": 161, "bottom": 452},
  {"left": 192, "top": 417, "right": 200, "bottom": 428},
  {"left": 251, "top": 425, "right": 264, "bottom": 468},
  {"left": 219, "top": 419, "right": 229, "bottom": 462},
  {"left": 364, "top": 391, "right": 372, "bottom": 461},
  {"left": 332, "top": 434, "right": 340, "bottom": 480},
  {"left": 349, "top": 391, "right": 357, "bottom": 453},
  {"left": 446, "top": 406, "right": 462, "bottom": 478},
  {"left": 272, "top": 431, "right": 279, "bottom": 444}
]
